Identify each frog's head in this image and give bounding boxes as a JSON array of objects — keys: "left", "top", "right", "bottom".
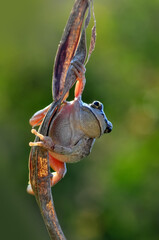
[
  {"left": 80, "top": 100, "right": 113, "bottom": 138},
  {"left": 89, "top": 101, "right": 113, "bottom": 136}
]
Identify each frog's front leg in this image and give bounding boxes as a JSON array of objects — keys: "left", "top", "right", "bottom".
[
  {"left": 29, "top": 129, "right": 76, "bottom": 155},
  {"left": 29, "top": 103, "right": 51, "bottom": 127},
  {"left": 71, "top": 61, "right": 86, "bottom": 98},
  {"left": 29, "top": 129, "right": 55, "bottom": 151},
  {"left": 30, "top": 129, "right": 95, "bottom": 162},
  {"left": 29, "top": 129, "right": 72, "bottom": 154},
  {"left": 29, "top": 129, "right": 81, "bottom": 156}
]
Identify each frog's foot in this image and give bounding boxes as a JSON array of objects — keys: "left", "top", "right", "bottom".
[
  {"left": 71, "top": 60, "right": 86, "bottom": 98},
  {"left": 29, "top": 129, "right": 55, "bottom": 151},
  {"left": 27, "top": 184, "right": 34, "bottom": 195},
  {"left": 71, "top": 60, "right": 86, "bottom": 78}
]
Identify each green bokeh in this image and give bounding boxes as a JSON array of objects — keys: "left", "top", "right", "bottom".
[{"left": 0, "top": 0, "right": 159, "bottom": 239}]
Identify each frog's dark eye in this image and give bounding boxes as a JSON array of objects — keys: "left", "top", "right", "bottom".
[{"left": 91, "top": 101, "right": 103, "bottom": 110}]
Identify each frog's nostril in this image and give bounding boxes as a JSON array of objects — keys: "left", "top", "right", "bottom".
[
  {"left": 104, "top": 120, "right": 113, "bottom": 134},
  {"left": 105, "top": 126, "right": 112, "bottom": 133}
]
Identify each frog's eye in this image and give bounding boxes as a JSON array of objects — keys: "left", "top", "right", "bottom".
[{"left": 91, "top": 101, "right": 103, "bottom": 110}]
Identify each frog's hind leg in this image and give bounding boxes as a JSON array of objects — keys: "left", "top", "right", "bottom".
[
  {"left": 71, "top": 61, "right": 86, "bottom": 98},
  {"left": 49, "top": 154, "right": 67, "bottom": 186},
  {"left": 29, "top": 103, "right": 51, "bottom": 127}
]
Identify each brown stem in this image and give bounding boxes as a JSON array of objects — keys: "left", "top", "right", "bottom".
[
  {"left": 53, "top": 0, "right": 90, "bottom": 101},
  {"left": 30, "top": 101, "right": 66, "bottom": 240}
]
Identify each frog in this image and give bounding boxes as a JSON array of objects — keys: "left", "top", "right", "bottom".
[{"left": 27, "top": 61, "right": 112, "bottom": 195}]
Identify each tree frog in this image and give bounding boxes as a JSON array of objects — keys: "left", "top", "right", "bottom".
[
  {"left": 27, "top": 61, "right": 112, "bottom": 195},
  {"left": 27, "top": 0, "right": 112, "bottom": 195}
]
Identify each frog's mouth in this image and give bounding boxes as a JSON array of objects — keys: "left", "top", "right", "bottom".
[{"left": 95, "top": 115, "right": 113, "bottom": 136}]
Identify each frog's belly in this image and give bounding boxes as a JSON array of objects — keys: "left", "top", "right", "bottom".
[{"left": 50, "top": 151, "right": 82, "bottom": 163}]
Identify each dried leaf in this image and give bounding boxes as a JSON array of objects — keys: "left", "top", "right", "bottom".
[{"left": 52, "top": 0, "right": 89, "bottom": 101}]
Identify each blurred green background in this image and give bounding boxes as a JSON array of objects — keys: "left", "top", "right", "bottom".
[{"left": 0, "top": 0, "right": 159, "bottom": 239}]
